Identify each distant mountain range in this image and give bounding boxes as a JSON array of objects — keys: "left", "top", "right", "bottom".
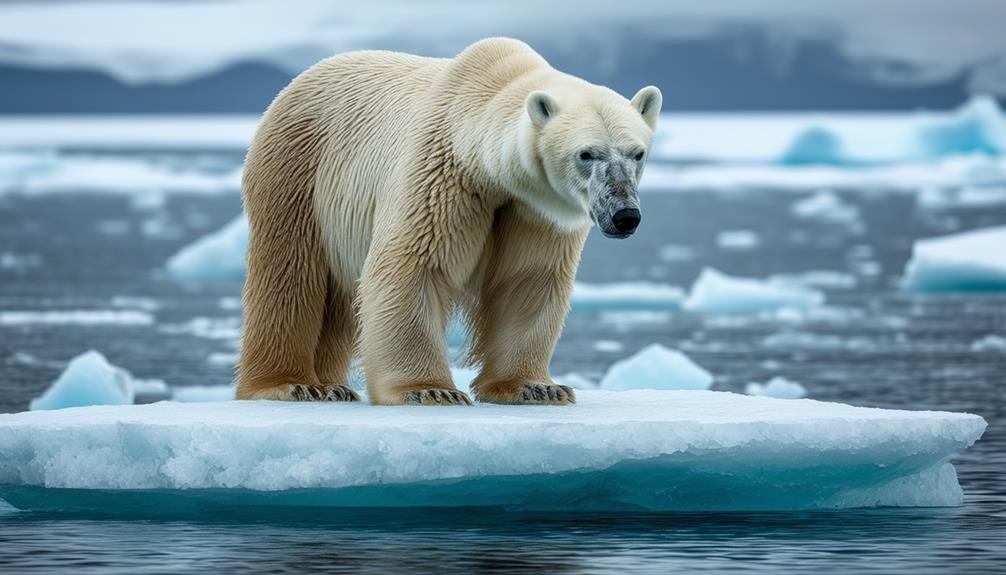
[{"left": 0, "top": 29, "right": 991, "bottom": 114}]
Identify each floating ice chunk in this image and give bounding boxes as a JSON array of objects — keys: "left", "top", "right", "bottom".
[
  {"left": 658, "top": 244, "right": 696, "bottom": 262},
  {"left": 592, "top": 340, "right": 624, "bottom": 353},
  {"left": 970, "top": 335, "right": 1006, "bottom": 353},
  {"left": 716, "top": 230, "right": 761, "bottom": 251},
  {"left": 29, "top": 351, "right": 134, "bottom": 410},
  {"left": 571, "top": 282, "right": 684, "bottom": 311},
  {"left": 159, "top": 317, "right": 242, "bottom": 340},
  {"left": 745, "top": 376, "right": 807, "bottom": 399},
  {"left": 0, "top": 392, "right": 985, "bottom": 513},
  {"left": 790, "top": 191, "right": 860, "bottom": 225},
  {"left": 132, "top": 379, "right": 169, "bottom": 396},
  {"left": 778, "top": 126, "right": 845, "bottom": 165},
  {"left": 171, "top": 385, "right": 234, "bottom": 402},
  {"left": 916, "top": 186, "right": 1006, "bottom": 211},
  {"left": 768, "top": 270, "right": 858, "bottom": 290},
  {"left": 0, "top": 310, "right": 153, "bottom": 326},
  {"left": 684, "top": 268, "right": 825, "bottom": 314},
  {"left": 916, "top": 95, "right": 1005, "bottom": 158},
  {"left": 599, "top": 344, "right": 712, "bottom": 391},
  {"left": 207, "top": 352, "right": 237, "bottom": 367},
  {"left": 902, "top": 226, "right": 1006, "bottom": 292},
  {"left": 166, "top": 216, "right": 247, "bottom": 281},
  {"left": 110, "top": 296, "right": 160, "bottom": 312}
]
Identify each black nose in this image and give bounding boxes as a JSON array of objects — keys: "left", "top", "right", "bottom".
[{"left": 611, "top": 208, "right": 641, "bottom": 234}]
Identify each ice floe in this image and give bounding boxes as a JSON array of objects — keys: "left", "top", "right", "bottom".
[
  {"left": 0, "top": 310, "right": 153, "bottom": 326},
  {"left": 571, "top": 282, "right": 684, "bottom": 311},
  {"left": 745, "top": 377, "right": 808, "bottom": 399},
  {"left": 916, "top": 186, "right": 1006, "bottom": 211},
  {"left": 684, "top": 268, "right": 825, "bottom": 314},
  {"left": 970, "top": 335, "right": 1006, "bottom": 353},
  {"left": 29, "top": 351, "right": 134, "bottom": 410},
  {"left": 0, "top": 391, "right": 985, "bottom": 513},
  {"left": 790, "top": 191, "right": 860, "bottom": 225},
  {"left": 767, "top": 270, "right": 858, "bottom": 290},
  {"left": 716, "top": 230, "right": 761, "bottom": 250},
  {"left": 165, "top": 216, "right": 247, "bottom": 281},
  {"left": 902, "top": 226, "right": 1006, "bottom": 292},
  {"left": 599, "top": 344, "right": 712, "bottom": 391}
]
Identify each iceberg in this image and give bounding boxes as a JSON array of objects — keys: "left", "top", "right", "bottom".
[
  {"left": 684, "top": 267, "right": 825, "bottom": 314},
  {"left": 745, "top": 377, "right": 807, "bottom": 399},
  {"left": 0, "top": 392, "right": 985, "bottom": 514},
  {"left": 902, "top": 226, "right": 1006, "bottom": 292},
  {"left": 166, "top": 216, "right": 247, "bottom": 281},
  {"left": 916, "top": 95, "right": 1006, "bottom": 159},
  {"left": 29, "top": 351, "right": 134, "bottom": 410},
  {"left": 599, "top": 344, "right": 712, "bottom": 391},
  {"left": 778, "top": 126, "right": 845, "bottom": 165}
]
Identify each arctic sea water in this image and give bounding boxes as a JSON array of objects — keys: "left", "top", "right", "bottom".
[{"left": 1, "top": 109, "right": 1005, "bottom": 572}]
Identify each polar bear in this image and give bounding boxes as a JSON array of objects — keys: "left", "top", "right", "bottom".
[{"left": 236, "top": 37, "right": 661, "bottom": 405}]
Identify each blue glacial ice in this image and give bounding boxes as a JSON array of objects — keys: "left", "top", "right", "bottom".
[
  {"left": 0, "top": 392, "right": 985, "bottom": 514},
  {"left": 29, "top": 351, "right": 134, "bottom": 410},
  {"left": 902, "top": 226, "right": 1006, "bottom": 292},
  {"left": 778, "top": 126, "right": 845, "bottom": 165},
  {"left": 166, "top": 215, "right": 247, "bottom": 281},
  {"left": 684, "top": 267, "right": 825, "bottom": 314},
  {"left": 599, "top": 344, "right": 712, "bottom": 391},
  {"left": 916, "top": 95, "right": 1006, "bottom": 159},
  {"left": 745, "top": 376, "right": 807, "bottom": 399}
]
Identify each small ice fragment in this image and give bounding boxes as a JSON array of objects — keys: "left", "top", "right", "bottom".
[
  {"left": 970, "top": 335, "right": 1006, "bottom": 353},
  {"left": 554, "top": 372, "right": 595, "bottom": 390},
  {"left": 599, "top": 344, "right": 713, "bottom": 391},
  {"left": 902, "top": 226, "right": 1006, "bottom": 292},
  {"left": 684, "top": 267, "right": 825, "bottom": 314},
  {"left": 745, "top": 376, "right": 808, "bottom": 399},
  {"left": 593, "top": 340, "right": 624, "bottom": 353},
  {"left": 207, "top": 352, "right": 237, "bottom": 367},
  {"left": 132, "top": 378, "right": 169, "bottom": 396},
  {"left": 166, "top": 215, "right": 247, "bottom": 281},
  {"left": 790, "top": 191, "right": 860, "bottom": 225},
  {"left": 716, "top": 230, "right": 761, "bottom": 251},
  {"left": 29, "top": 351, "right": 134, "bottom": 410}
]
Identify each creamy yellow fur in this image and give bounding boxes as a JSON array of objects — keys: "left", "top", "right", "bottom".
[{"left": 236, "top": 37, "right": 659, "bottom": 405}]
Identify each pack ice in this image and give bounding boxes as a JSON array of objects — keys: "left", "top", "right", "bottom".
[
  {"left": 902, "top": 226, "right": 1006, "bottom": 292},
  {"left": 0, "top": 392, "right": 984, "bottom": 514}
]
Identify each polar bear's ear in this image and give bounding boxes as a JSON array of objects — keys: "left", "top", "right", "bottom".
[
  {"left": 526, "top": 91, "right": 558, "bottom": 127},
  {"left": 631, "top": 86, "right": 662, "bottom": 130}
]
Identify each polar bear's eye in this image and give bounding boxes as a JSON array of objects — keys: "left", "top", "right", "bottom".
[
  {"left": 578, "top": 150, "right": 594, "bottom": 162},
  {"left": 634, "top": 151, "right": 645, "bottom": 162}
]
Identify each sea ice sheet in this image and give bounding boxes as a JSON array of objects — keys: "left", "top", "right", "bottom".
[
  {"left": 902, "top": 226, "right": 1006, "bottom": 292},
  {"left": 0, "top": 391, "right": 985, "bottom": 514}
]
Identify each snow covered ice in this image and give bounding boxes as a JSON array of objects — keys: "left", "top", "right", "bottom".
[
  {"left": 0, "top": 391, "right": 985, "bottom": 514},
  {"left": 29, "top": 351, "right": 134, "bottom": 410},
  {"left": 902, "top": 226, "right": 1006, "bottom": 292},
  {"left": 599, "top": 344, "right": 712, "bottom": 391},
  {"left": 684, "top": 267, "right": 825, "bottom": 314}
]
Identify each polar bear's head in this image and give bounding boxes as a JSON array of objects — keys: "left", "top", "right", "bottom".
[{"left": 521, "top": 84, "right": 661, "bottom": 238}]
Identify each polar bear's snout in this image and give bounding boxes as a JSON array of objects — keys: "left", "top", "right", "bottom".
[{"left": 589, "top": 158, "right": 642, "bottom": 239}]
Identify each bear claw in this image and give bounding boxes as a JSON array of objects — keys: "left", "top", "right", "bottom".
[
  {"left": 519, "top": 382, "right": 575, "bottom": 405},
  {"left": 402, "top": 388, "right": 472, "bottom": 406},
  {"left": 289, "top": 383, "right": 360, "bottom": 402}
]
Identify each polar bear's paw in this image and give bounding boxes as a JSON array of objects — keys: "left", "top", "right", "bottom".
[
  {"left": 401, "top": 387, "right": 473, "bottom": 406},
  {"left": 473, "top": 380, "right": 576, "bottom": 405},
  {"left": 289, "top": 383, "right": 360, "bottom": 402}
]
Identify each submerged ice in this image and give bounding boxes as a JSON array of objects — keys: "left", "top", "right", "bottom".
[{"left": 0, "top": 392, "right": 985, "bottom": 513}]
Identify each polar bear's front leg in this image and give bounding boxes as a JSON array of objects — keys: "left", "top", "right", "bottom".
[
  {"left": 358, "top": 251, "right": 471, "bottom": 406},
  {"left": 469, "top": 213, "right": 589, "bottom": 405}
]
